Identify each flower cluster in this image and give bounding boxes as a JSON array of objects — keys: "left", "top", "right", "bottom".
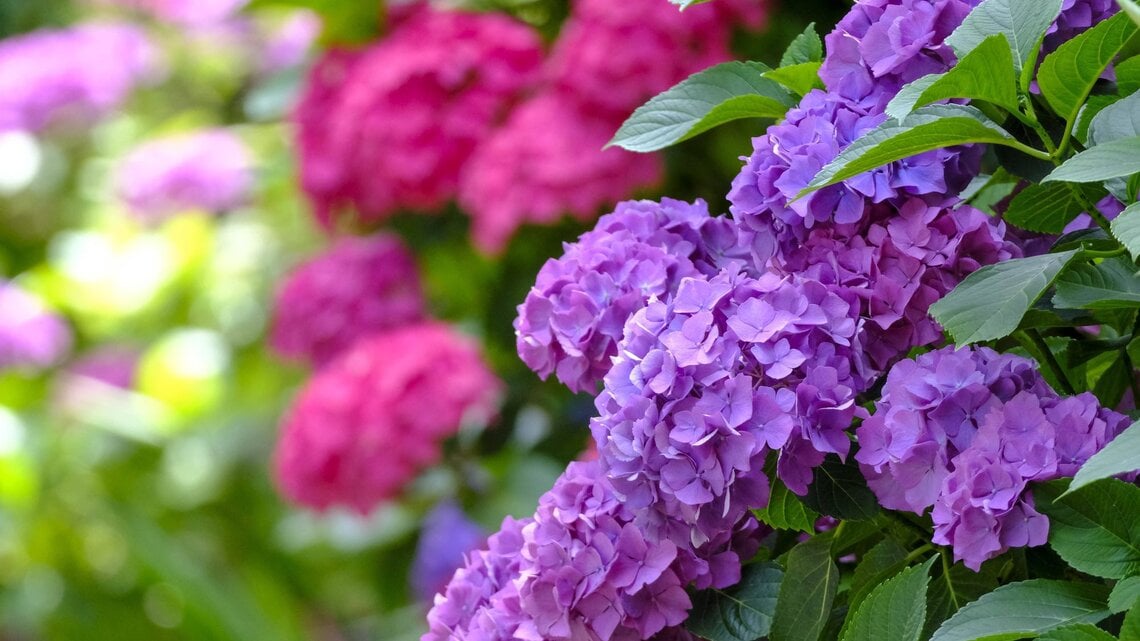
[
  {"left": 1046, "top": 0, "right": 1119, "bottom": 53},
  {"left": 274, "top": 323, "right": 501, "bottom": 513},
  {"left": 857, "top": 346, "right": 1129, "bottom": 569},
  {"left": 293, "top": 6, "right": 543, "bottom": 227},
  {"left": 514, "top": 198, "right": 751, "bottom": 392},
  {"left": 269, "top": 234, "right": 425, "bottom": 367},
  {"left": 411, "top": 502, "right": 486, "bottom": 603},
  {"left": 0, "top": 23, "right": 160, "bottom": 134},
  {"left": 91, "top": 0, "right": 247, "bottom": 27},
  {"left": 592, "top": 267, "right": 870, "bottom": 549},
  {"left": 425, "top": 460, "right": 762, "bottom": 641},
  {"left": 115, "top": 129, "right": 253, "bottom": 221},
  {"left": 0, "top": 281, "right": 72, "bottom": 372}
]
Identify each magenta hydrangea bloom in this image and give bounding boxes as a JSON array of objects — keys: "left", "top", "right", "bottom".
[
  {"left": 857, "top": 346, "right": 1129, "bottom": 569},
  {"left": 424, "top": 459, "right": 763, "bottom": 641},
  {"left": 514, "top": 198, "right": 751, "bottom": 392},
  {"left": 269, "top": 234, "right": 424, "bottom": 367},
  {"left": 592, "top": 267, "right": 871, "bottom": 551},
  {"left": 412, "top": 501, "right": 486, "bottom": 603},
  {"left": 293, "top": 7, "right": 542, "bottom": 227},
  {"left": 0, "top": 23, "right": 160, "bottom": 134},
  {"left": 274, "top": 323, "right": 502, "bottom": 513},
  {"left": 547, "top": 0, "right": 769, "bottom": 119},
  {"left": 728, "top": 89, "right": 982, "bottom": 236},
  {"left": 0, "top": 281, "right": 72, "bottom": 372},
  {"left": 115, "top": 129, "right": 253, "bottom": 221},
  {"left": 460, "top": 95, "right": 664, "bottom": 254}
]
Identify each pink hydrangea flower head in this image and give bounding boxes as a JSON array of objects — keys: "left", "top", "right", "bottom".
[
  {"left": 293, "top": 7, "right": 543, "bottom": 228},
  {"left": 0, "top": 280, "right": 72, "bottom": 372},
  {"left": 0, "top": 23, "right": 161, "bottom": 134},
  {"left": 460, "top": 95, "right": 664, "bottom": 253},
  {"left": 274, "top": 322, "right": 502, "bottom": 513},
  {"left": 115, "top": 129, "right": 254, "bottom": 221},
  {"left": 269, "top": 234, "right": 425, "bottom": 367}
]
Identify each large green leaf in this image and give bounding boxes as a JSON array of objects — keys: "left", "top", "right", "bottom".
[
  {"left": 849, "top": 540, "right": 910, "bottom": 613},
  {"left": 609, "top": 61, "right": 793, "bottom": 152},
  {"left": 1068, "top": 418, "right": 1140, "bottom": 494},
  {"left": 1124, "top": 606, "right": 1140, "bottom": 641},
  {"left": 1090, "top": 92, "right": 1140, "bottom": 146},
  {"left": 1044, "top": 136, "right": 1140, "bottom": 183},
  {"left": 886, "top": 35, "right": 1020, "bottom": 119},
  {"left": 803, "top": 455, "right": 880, "bottom": 522},
  {"left": 945, "top": 0, "right": 1065, "bottom": 72},
  {"left": 1037, "top": 479, "right": 1140, "bottom": 579},
  {"left": 780, "top": 23, "right": 822, "bottom": 66},
  {"left": 1053, "top": 257, "right": 1140, "bottom": 310},
  {"left": 1120, "top": 0, "right": 1140, "bottom": 28},
  {"left": 771, "top": 537, "right": 839, "bottom": 641},
  {"left": 929, "top": 579, "right": 1111, "bottom": 641},
  {"left": 928, "top": 250, "right": 1081, "bottom": 344},
  {"left": 755, "top": 478, "right": 819, "bottom": 532},
  {"left": 799, "top": 104, "right": 1020, "bottom": 196},
  {"left": 1111, "top": 203, "right": 1140, "bottom": 260},
  {"left": 1119, "top": 54, "right": 1140, "bottom": 95},
  {"left": 1039, "top": 14, "right": 1138, "bottom": 131},
  {"left": 924, "top": 561, "right": 1001, "bottom": 640},
  {"left": 687, "top": 562, "right": 784, "bottom": 641},
  {"left": 1110, "top": 576, "right": 1140, "bottom": 613},
  {"left": 1003, "top": 183, "right": 1095, "bottom": 234},
  {"left": 1038, "top": 624, "right": 1118, "bottom": 641},
  {"left": 840, "top": 558, "right": 935, "bottom": 641},
  {"left": 765, "top": 62, "right": 824, "bottom": 97}
]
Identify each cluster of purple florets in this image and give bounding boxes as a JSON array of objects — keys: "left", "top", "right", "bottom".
[
  {"left": 427, "top": 1, "right": 1126, "bottom": 639},
  {"left": 857, "top": 346, "right": 1129, "bottom": 569}
]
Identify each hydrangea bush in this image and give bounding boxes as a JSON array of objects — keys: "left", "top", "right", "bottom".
[{"left": 426, "top": 1, "right": 1140, "bottom": 640}]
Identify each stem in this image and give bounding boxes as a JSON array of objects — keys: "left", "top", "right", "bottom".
[
  {"left": 1020, "top": 97, "right": 1058, "bottom": 156},
  {"left": 1081, "top": 247, "right": 1129, "bottom": 259},
  {"left": 1009, "top": 140, "right": 1055, "bottom": 162},
  {"left": 1024, "top": 329, "right": 1077, "bottom": 395},
  {"left": 1068, "top": 184, "right": 1115, "bottom": 233},
  {"left": 903, "top": 543, "right": 935, "bottom": 565}
]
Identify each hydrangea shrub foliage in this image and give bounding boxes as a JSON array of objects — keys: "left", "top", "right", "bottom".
[{"left": 426, "top": 1, "right": 1140, "bottom": 640}]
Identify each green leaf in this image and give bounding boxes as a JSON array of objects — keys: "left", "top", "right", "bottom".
[
  {"left": 1110, "top": 576, "right": 1140, "bottom": 613},
  {"left": 803, "top": 455, "right": 880, "bottom": 522},
  {"left": 961, "top": 169, "right": 1021, "bottom": 215},
  {"left": 1120, "top": 0, "right": 1140, "bottom": 29},
  {"left": 765, "top": 62, "right": 824, "bottom": 97},
  {"left": 1076, "top": 95, "right": 1124, "bottom": 145},
  {"left": 840, "top": 558, "right": 935, "bottom": 641},
  {"left": 1038, "top": 623, "right": 1118, "bottom": 641},
  {"left": 1112, "top": 203, "right": 1140, "bottom": 260},
  {"left": 928, "top": 250, "right": 1081, "bottom": 344},
  {"left": 1118, "top": 54, "right": 1140, "bottom": 95},
  {"left": 1054, "top": 257, "right": 1140, "bottom": 310},
  {"left": 1093, "top": 351, "right": 1132, "bottom": 409},
  {"left": 1068, "top": 418, "right": 1140, "bottom": 494},
  {"left": 780, "top": 23, "right": 822, "bottom": 67},
  {"left": 1039, "top": 14, "right": 1138, "bottom": 132},
  {"left": 609, "top": 61, "right": 793, "bottom": 153},
  {"left": 849, "top": 540, "right": 910, "bottom": 613},
  {"left": 771, "top": 537, "right": 839, "bottom": 641},
  {"left": 929, "top": 579, "right": 1112, "bottom": 641},
  {"left": 1037, "top": 479, "right": 1140, "bottom": 579},
  {"left": 799, "top": 104, "right": 1021, "bottom": 196},
  {"left": 1044, "top": 136, "right": 1140, "bottom": 183},
  {"left": 688, "top": 562, "right": 784, "bottom": 641},
  {"left": 755, "top": 478, "right": 819, "bottom": 532},
  {"left": 1004, "top": 182, "right": 1094, "bottom": 234},
  {"left": 945, "top": 0, "right": 1065, "bottom": 72},
  {"left": 1089, "top": 92, "right": 1140, "bottom": 146},
  {"left": 924, "top": 561, "right": 1001, "bottom": 640},
  {"left": 885, "top": 34, "right": 1020, "bottom": 119},
  {"left": 1124, "top": 606, "right": 1140, "bottom": 641}
]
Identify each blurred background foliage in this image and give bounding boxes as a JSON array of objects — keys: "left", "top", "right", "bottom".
[{"left": 0, "top": 0, "right": 846, "bottom": 639}]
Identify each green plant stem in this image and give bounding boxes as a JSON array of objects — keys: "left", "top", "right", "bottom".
[
  {"left": 1081, "top": 247, "right": 1129, "bottom": 258},
  {"left": 1010, "top": 140, "right": 1055, "bottom": 162},
  {"left": 903, "top": 543, "right": 935, "bottom": 565},
  {"left": 1024, "top": 329, "right": 1077, "bottom": 395},
  {"left": 1068, "top": 185, "right": 1116, "bottom": 233},
  {"left": 1020, "top": 97, "right": 1058, "bottom": 156}
]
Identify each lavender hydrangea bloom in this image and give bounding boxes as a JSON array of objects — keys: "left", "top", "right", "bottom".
[
  {"left": 424, "top": 460, "right": 763, "bottom": 641},
  {"left": 411, "top": 502, "right": 485, "bottom": 603},
  {"left": 857, "top": 346, "right": 1129, "bottom": 569},
  {"left": 0, "top": 23, "right": 160, "bottom": 134},
  {"left": 728, "top": 90, "right": 982, "bottom": 237},
  {"left": 515, "top": 198, "right": 753, "bottom": 393},
  {"left": 115, "top": 129, "right": 254, "bottom": 221},
  {"left": 0, "top": 280, "right": 72, "bottom": 372},
  {"left": 1045, "top": 0, "right": 1118, "bottom": 54},
  {"left": 591, "top": 267, "right": 871, "bottom": 554}
]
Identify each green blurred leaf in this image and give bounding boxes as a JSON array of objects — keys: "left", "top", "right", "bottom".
[
  {"left": 687, "top": 562, "right": 784, "bottom": 641},
  {"left": 1120, "top": 0, "right": 1140, "bottom": 28},
  {"left": 1038, "top": 623, "right": 1118, "bottom": 641},
  {"left": 1118, "top": 54, "right": 1140, "bottom": 95},
  {"left": 1111, "top": 576, "right": 1140, "bottom": 613},
  {"left": 929, "top": 579, "right": 1111, "bottom": 641}
]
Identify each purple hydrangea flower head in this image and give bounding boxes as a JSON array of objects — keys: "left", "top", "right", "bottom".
[
  {"left": 591, "top": 267, "right": 871, "bottom": 552},
  {"left": 1045, "top": 0, "right": 1118, "bottom": 53},
  {"left": 424, "top": 459, "right": 763, "bottom": 641},
  {"left": 0, "top": 280, "right": 72, "bottom": 372},
  {"left": 269, "top": 234, "right": 425, "bottom": 367},
  {"left": 89, "top": 0, "right": 248, "bottom": 27},
  {"left": 858, "top": 346, "right": 1130, "bottom": 569},
  {"left": 258, "top": 10, "right": 321, "bottom": 74},
  {"left": 728, "top": 90, "right": 982, "bottom": 237},
  {"left": 412, "top": 501, "right": 486, "bottom": 603},
  {"left": 115, "top": 129, "right": 253, "bottom": 221},
  {"left": 514, "top": 198, "right": 753, "bottom": 393},
  {"left": 0, "top": 23, "right": 161, "bottom": 134}
]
